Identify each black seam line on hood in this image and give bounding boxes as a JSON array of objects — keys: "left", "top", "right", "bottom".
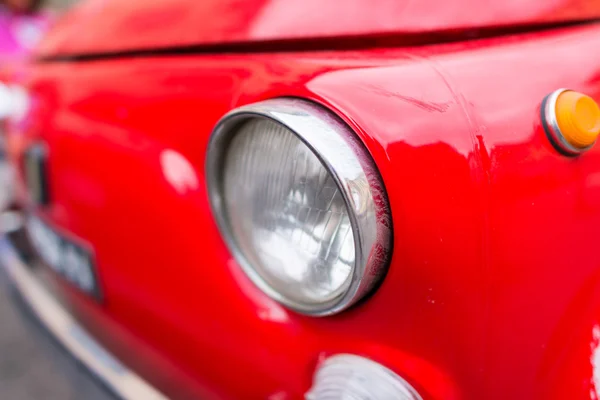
[{"left": 35, "top": 18, "right": 600, "bottom": 63}]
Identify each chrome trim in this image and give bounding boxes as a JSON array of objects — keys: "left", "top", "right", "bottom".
[
  {"left": 0, "top": 237, "right": 167, "bottom": 400},
  {"left": 206, "top": 98, "right": 392, "bottom": 316},
  {"left": 543, "top": 88, "right": 594, "bottom": 155}
]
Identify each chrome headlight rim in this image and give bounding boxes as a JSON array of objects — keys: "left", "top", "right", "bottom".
[{"left": 206, "top": 98, "right": 392, "bottom": 316}]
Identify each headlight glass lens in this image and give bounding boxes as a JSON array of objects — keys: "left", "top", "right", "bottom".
[
  {"left": 223, "top": 118, "right": 355, "bottom": 305},
  {"left": 307, "top": 354, "right": 423, "bottom": 400}
]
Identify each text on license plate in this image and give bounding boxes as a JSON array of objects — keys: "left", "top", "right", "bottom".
[{"left": 26, "top": 216, "right": 100, "bottom": 299}]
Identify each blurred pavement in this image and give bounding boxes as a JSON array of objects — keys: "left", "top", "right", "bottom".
[{"left": 0, "top": 157, "right": 114, "bottom": 400}]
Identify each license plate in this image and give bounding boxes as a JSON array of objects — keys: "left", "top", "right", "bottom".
[{"left": 26, "top": 216, "right": 101, "bottom": 300}]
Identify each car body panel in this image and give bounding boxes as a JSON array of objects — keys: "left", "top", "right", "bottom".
[
  {"left": 36, "top": 0, "right": 600, "bottom": 57},
  {"left": 6, "top": 23, "right": 600, "bottom": 399}
]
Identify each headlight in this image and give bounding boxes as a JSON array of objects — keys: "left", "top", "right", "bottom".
[
  {"left": 307, "top": 354, "right": 422, "bottom": 399},
  {"left": 206, "top": 99, "right": 392, "bottom": 315}
]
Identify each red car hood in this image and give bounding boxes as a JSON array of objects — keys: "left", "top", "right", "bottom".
[{"left": 37, "top": 0, "right": 600, "bottom": 57}]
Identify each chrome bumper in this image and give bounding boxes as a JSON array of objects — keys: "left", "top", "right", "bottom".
[{"left": 0, "top": 236, "right": 167, "bottom": 400}]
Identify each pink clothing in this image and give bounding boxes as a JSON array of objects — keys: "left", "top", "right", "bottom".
[{"left": 0, "top": 5, "right": 50, "bottom": 61}]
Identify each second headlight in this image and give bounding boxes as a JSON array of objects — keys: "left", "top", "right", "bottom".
[{"left": 206, "top": 98, "right": 392, "bottom": 315}]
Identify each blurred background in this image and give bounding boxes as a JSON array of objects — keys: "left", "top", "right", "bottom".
[
  {"left": 0, "top": 0, "right": 114, "bottom": 398},
  {"left": 0, "top": 0, "right": 75, "bottom": 61}
]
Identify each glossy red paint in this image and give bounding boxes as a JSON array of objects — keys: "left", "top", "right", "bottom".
[
  {"left": 37, "top": 0, "right": 600, "bottom": 57},
  {"left": 8, "top": 21, "right": 600, "bottom": 400}
]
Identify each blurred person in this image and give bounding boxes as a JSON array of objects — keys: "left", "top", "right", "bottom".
[
  {"left": 0, "top": 0, "right": 50, "bottom": 61},
  {"left": 0, "top": 0, "right": 49, "bottom": 158}
]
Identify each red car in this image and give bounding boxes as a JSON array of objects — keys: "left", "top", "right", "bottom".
[{"left": 3, "top": 0, "right": 600, "bottom": 399}]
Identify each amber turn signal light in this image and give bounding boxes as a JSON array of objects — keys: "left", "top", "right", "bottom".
[
  {"left": 542, "top": 89, "right": 600, "bottom": 155},
  {"left": 556, "top": 91, "right": 600, "bottom": 147}
]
